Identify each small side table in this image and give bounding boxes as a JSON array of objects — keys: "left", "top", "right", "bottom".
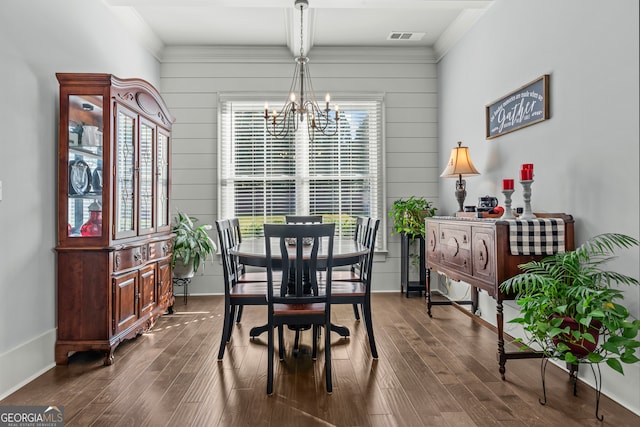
[{"left": 172, "top": 277, "right": 191, "bottom": 304}]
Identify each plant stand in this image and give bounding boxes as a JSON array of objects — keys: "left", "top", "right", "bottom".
[
  {"left": 172, "top": 277, "right": 190, "bottom": 304},
  {"left": 400, "top": 233, "right": 426, "bottom": 297},
  {"left": 539, "top": 358, "right": 604, "bottom": 421}
]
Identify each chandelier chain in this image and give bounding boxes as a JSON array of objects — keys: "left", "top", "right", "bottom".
[{"left": 299, "top": 2, "right": 304, "bottom": 58}]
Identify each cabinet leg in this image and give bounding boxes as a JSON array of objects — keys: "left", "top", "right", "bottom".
[
  {"left": 496, "top": 300, "right": 506, "bottom": 380},
  {"left": 104, "top": 348, "right": 115, "bottom": 366},
  {"left": 55, "top": 346, "right": 70, "bottom": 365}
]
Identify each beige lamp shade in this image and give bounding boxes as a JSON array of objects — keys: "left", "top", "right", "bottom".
[{"left": 440, "top": 141, "right": 480, "bottom": 178}]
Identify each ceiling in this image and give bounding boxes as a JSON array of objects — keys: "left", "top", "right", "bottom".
[{"left": 104, "top": 0, "right": 494, "bottom": 61}]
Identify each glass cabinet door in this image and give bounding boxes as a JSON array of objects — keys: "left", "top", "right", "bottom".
[
  {"left": 67, "top": 95, "right": 104, "bottom": 238},
  {"left": 157, "top": 130, "right": 170, "bottom": 229},
  {"left": 139, "top": 121, "right": 154, "bottom": 234},
  {"left": 115, "top": 106, "right": 137, "bottom": 238}
]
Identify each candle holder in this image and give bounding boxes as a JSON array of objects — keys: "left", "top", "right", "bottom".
[
  {"left": 519, "top": 180, "right": 535, "bottom": 220},
  {"left": 500, "top": 189, "right": 516, "bottom": 219}
]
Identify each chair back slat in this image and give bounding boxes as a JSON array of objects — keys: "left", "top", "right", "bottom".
[{"left": 359, "top": 218, "right": 380, "bottom": 286}]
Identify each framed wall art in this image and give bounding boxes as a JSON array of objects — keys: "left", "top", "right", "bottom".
[{"left": 485, "top": 74, "right": 550, "bottom": 139}]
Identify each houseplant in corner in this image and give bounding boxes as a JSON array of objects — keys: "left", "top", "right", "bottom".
[
  {"left": 389, "top": 196, "right": 437, "bottom": 295},
  {"left": 172, "top": 211, "right": 217, "bottom": 279},
  {"left": 500, "top": 233, "right": 640, "bottom": 419},
  {"left": 389, "top": 196, "right": 437, "bottom": 238}
]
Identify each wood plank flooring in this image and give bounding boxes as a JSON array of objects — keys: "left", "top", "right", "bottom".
[{"left": 2, "top": 293, "right": 639, "bottom": 426}]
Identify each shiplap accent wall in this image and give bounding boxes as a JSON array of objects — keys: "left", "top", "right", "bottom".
[{"left": 160, "top": 46, "right": 439, "bottom": 294}]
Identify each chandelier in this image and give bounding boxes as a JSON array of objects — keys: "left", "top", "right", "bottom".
[{"left": 264, "top": 0, "right": 339, "bottom": 140}]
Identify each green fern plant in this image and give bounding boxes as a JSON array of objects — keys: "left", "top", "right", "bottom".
[{"left": 500, "top": 233, "right": 640, "bottom": 374}]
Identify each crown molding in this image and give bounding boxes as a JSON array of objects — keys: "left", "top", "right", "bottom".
[
  {"left": 434, "top": 7, "right": 489, "bottom": 62},
  {"left": 106, "top": 2, "right": 165, "bottom": 60}
]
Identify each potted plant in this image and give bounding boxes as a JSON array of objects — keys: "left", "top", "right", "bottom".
[
  {"left": 500, "top": 233, "right": 640, "bottom": 374},
  {"left": 389, "top": 196, "right": 437, "bottom": 238},
  {"left": 171, "top": 212, "right": 217, "bottom": 278},
  {"left": 389, "top": 197, "right": 437, "bottom": 295}
]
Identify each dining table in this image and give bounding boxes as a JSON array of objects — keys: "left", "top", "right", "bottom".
[{"left": 229, "top": 237, "right": 368, "bottom": 338}]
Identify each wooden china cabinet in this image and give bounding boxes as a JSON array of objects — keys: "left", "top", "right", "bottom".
[{"left": 55, "top": 73, "right": 175, "bottom": 365}]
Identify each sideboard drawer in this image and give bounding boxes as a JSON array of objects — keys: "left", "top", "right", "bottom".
[{"left": 439, "top": 224, "right": 472, "bottom": 274}]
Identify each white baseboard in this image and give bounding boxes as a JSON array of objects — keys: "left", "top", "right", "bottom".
[{"left": 0, "top": 329, "right": 56, "bottom": 401}]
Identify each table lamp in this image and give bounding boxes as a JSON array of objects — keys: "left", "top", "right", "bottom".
[{"left": 440, "top": 141, "right": 480, "bottom": 212}]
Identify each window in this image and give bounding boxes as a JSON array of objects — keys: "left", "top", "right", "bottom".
[{"left": 219, "top": 95, "right": 384, "bottom": 248}]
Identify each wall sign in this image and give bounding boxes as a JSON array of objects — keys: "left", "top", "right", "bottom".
[{"left": 485, "top": 74, "right": 550, "bottom": 139}]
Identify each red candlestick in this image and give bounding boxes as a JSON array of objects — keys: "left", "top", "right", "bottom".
[
  {"left": 502, "top": 179, "right": 514, "bottom": 190},
  {"left": 522, "top": 163, "right": 533, "bottom": 171}
]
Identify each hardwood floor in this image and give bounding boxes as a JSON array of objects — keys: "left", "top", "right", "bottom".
[{"left": 2, "top": 293, "right": 639, "bottom": 426}]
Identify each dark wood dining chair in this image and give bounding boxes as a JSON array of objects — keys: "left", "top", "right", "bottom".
[
  {"left": 324, "top": 216, "right": 370, "bottom": 320},
  {"left": 229, "top": 217, "right": 269, "bottom": 282},
  {"left": 215, "top": 219, "right": 269, "bottom": 360},
  {"left": 264, "top": 222, "right": 335, "bottom": 395},
  {"left": 227, "top": 217, "right": 271, "bottom": 324},
  {"left": 283, "top": 215, "right": 323, "bottom": 346},
  {"left": 325, "top": 218, "right": 380, "bottom": 358}
]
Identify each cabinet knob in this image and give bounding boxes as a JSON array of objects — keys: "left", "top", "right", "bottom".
[
  {"left": 134, "top": 252, "right": 142, "bottom": 262},
  {"left": 162, "top": 244, "right": 169, "bottom": 255}
]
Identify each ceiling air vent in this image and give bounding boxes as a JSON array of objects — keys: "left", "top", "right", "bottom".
[{"left": 387, "top": 32, "right": 425, "bottom": 41}]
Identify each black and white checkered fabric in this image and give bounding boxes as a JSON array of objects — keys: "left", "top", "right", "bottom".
[{"left": 505, "top": 218, "right": 565, "bottom": 255}]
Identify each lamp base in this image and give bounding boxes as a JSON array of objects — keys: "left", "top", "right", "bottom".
[{"left": 455, "top": 179, "right": 467, "bottom": 212}]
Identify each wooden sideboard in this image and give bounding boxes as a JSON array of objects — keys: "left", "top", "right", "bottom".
[{"left": 425, "top": 213, "right": 574, "bottom": 379}]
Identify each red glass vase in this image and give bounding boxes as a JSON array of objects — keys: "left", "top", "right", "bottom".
[{"left": 80, "top": 201, "right": 102, "bottom": 236}]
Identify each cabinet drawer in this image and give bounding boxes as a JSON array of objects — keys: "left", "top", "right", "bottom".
[
  {"left": 149, "top": 239, "right": 172, "bottom": 261},
  {"left": 113, "top": 246, "right": 146, "bottom": 272},
  {"left": 439, "top": 224, "right": 472, "bottom": 274}
]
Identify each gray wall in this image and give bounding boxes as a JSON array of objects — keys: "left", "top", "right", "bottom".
[
  {"left": 438, "top": 0, "right": 639, "bottom": 414},
  {"left": 161, "top": 45, "right": 440, "bottom": 295},
  {"left": 0, "top": 0, "right": 160, "bottom": 398}
]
